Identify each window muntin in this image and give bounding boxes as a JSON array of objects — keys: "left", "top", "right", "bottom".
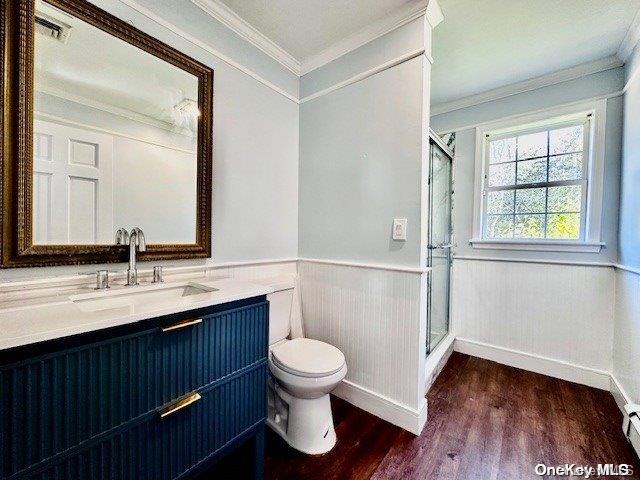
[{"left": 482, "top": 119, "right": 589, "bottom": 241}]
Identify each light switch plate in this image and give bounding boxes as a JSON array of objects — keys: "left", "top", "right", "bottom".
[{"left": 393, "top": 218, "right": 407, "bottom": 241}]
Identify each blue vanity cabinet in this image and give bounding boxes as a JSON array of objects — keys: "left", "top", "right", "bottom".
[{"left": 0, "top": 296, "right": 268, "bottom": 480}]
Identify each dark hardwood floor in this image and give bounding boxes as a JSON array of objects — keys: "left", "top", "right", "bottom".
[{"left": 207, "top": 352, "right": 640, "bottom": 479}]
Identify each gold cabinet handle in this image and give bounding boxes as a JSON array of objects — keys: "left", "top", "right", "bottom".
[
  {"left": 161, "top": 318, "right": 202, "bottom": 332},
  {"left": 158, "top": 392, "right": 201, "bottom": 418}
]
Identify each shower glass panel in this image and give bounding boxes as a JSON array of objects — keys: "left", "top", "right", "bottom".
[{"left": 427, "top": 138, "right": 453, "bottom": 354}]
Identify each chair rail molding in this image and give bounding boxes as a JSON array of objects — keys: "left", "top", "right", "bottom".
[
  {"left": 454, "top": 255, "right": 614, "bottom": 269},
  {"left": 298, "top": 257, "right": 429, "bottom": 273},
  {"left": 615, "top": 263, "right": 640, "bottom": 276}
]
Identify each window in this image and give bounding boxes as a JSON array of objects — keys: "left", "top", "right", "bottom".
[
  {"left": 470, "top": 101, "right": 606, "bottom": 252},
  {"left": 485, "top": 120, "right": 587, "bottom": 240}
]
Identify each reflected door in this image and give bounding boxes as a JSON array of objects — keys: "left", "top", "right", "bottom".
[
  {"left": 33, "top": 120, "right": 114, "bottom": 244},
  {"left": 427, "top": 140, "right": 453, "bottom": 354}
]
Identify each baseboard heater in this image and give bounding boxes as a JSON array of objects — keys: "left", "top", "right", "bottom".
[{"left": 623, "top": 404, "right": 640, "bottom": 458}]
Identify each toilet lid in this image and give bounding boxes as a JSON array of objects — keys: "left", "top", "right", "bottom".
[{"left": 271, "top": 338, "right": 345, "bottom": 378}]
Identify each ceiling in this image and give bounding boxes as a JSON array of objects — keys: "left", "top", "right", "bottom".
[
  {"left": 431, "top": 0, "right": 640, "bottom": 108},
  {"left": 36, "top": 0, "right": 640, "bottom": 117},
  {"left": 218, "top": 0, "right": 423, "bottom": 61}
]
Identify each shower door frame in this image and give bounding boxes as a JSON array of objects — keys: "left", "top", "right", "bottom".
[{"left": 426, "top": 132, "right": 454, "bottom": 355}]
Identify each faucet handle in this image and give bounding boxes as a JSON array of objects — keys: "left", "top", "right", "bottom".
[
  {"left": 153, "top": 266, "right": 163, "bottom": 283},
  {"left": 115, "top": 228, "right": 129, "bottom": 245},
  {"left": 95, "top": 270, "right": 110, "bottom": 290}
]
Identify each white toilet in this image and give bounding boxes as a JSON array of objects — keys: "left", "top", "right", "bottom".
[{"left": 254, "top": 275, "right": 347, "bottom": 455}]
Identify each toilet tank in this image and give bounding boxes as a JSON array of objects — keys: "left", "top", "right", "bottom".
[{"left": 251, "top": 276, "right": 295, "bottom": 345}]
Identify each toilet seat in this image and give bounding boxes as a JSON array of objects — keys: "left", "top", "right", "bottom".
[{"left": 271, "top": 338, "right": 345, "bottom": 378}]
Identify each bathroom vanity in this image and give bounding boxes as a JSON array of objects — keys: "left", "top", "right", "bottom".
[
  {"left": 0, "top": 0, "right": 273, "bottom": 477},
  {"left": 0, "top": 280, "right": 270, "bottom": 480}
]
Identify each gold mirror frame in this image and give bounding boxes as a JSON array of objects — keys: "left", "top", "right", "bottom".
[{"left": 0, "top": 0, "right": 213, "bottom": 268}]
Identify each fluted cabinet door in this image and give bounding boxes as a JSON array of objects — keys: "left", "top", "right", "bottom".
[
  {"left": 0, "top": 298, "right": 269, "bottom": 480},
  {"left": 20, "top": 365, "right": 267, "bottom": 480}
]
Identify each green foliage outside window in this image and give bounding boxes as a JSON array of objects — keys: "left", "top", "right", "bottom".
[{"left": 485, "top": 123, "right": 585, "bottom": 240}]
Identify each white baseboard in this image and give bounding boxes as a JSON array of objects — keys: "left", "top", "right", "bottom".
[
  {"left": 425, "top": 333, "right": 455, "bottom": 393},
  {"left": 610, "top": 374, "right": 632, "bottom": 412},
  {"left": 333, "top": 379, "right": 428, "bottom": 435},
  {"left": 610, "top": 374, "right": 640, "bottom": 460},
  {"left": 454, "top": 338, "right": 611, "bottom": 390}
]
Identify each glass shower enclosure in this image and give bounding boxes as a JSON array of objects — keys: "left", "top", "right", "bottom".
[{"left": 426, "top": 132, "right": 454, "bottom": 354}]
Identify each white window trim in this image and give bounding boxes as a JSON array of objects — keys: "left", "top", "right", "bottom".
[{"left": 470, "top": 99, "right": 607, "bottom": 253}]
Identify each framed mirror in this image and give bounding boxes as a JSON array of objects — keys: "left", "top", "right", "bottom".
[{"left": 1, "top": 0, "right": 213, "bottom": 267}]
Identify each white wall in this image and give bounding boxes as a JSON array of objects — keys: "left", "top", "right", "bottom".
[
  {"left": 299, "top": 55, "right": 424, "bottom": 267},
  {"left": 0, "top": 0, "right": 299, "bottom": 281},
  {"left": 428, "top": 64, "right": 625, "bottom": 390},
  {"left": 613, "top": 268, "right": 640, "bottom": 405},
  {"left": 431, "top": 67, "right": 624, "bottom": 134},
  {"left": 36, "top": 95, "right": 199, "bottom": 245},
  {"left": 619, "top": 44, "right": 640, "bottom": 270},
  {"left": 116, "top": 0, "right": 299, "bottom": 99},
  {"left": 299, "top": 261, "right": 426, "bottom": 433},
  {"left": 297, "top": 17, "right": 434, "bottom": 433},
  {"left": 433, "top": 68, "right": 624, "bottom": 265},
  {"left": 300, "top": 17, "right": 425, "bottom": 99},
  {"left": 452, "top": 260, "right": 614, "bottom": 389},
  {"left": 100, "top": 0, "right": 300, "bottom": 264},
  {"left": 613, "top": 43, "right": 640, "bottom": 407},
  {"left": 112, "top": 136, "right": 197, "bottom": 244}
]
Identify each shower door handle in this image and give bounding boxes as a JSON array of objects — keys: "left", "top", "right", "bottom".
[{"left": 428, "top": 243, "right": 454, "bottom": 250}]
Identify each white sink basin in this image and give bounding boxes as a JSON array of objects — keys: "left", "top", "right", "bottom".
[{"left": 70, "top": 282, "right": 218, "bottom": 313}]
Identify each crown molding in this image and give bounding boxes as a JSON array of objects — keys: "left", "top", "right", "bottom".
[
  {"left": 425, "top": 0, "right": 443, "bottom": 29},
  {"left": 189, "top": 0, "right": 434, "bottom": 78},
  {"left": 618, "top": 6, "right": 640, "bottom": 61},
  {"left": 121, "top": 0, "right": 434, "bottom": 98},
  {"left": 300, "top": 0, "right": 428, "bottom": 76},
  {"left": 431, "top": 55, "right": 624, "bottom": 116},
  {"left": 117, "top": 0, "right": 299, "bottom": 103},
  {"left": 190, "top": 0, "right": 301, "bottom": 75},
  {"left": 37, "top": 86, "right": 194, "bottom": 137}
]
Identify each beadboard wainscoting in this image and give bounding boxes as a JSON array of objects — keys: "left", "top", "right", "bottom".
[
  {"left": 298, "top": 260, "right": 427, "bottom": 434},
  {"left": 612, "top": 267, "right": 640, "bottom": 409},
  {"left": 451, "top": 258, "right": 615, "bottom": 389}
]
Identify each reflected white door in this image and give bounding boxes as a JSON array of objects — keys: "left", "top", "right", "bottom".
[{"left": 33, "top": 120, "right": 114, "bottom": 244}]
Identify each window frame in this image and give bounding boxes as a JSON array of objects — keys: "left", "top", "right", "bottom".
[{"left": 470, "top": 100, "right": 607, "bottom": 253}]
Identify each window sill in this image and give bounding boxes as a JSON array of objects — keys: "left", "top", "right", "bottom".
[{"left": 469, "top": 239, "right": 605, "bottom": 253}]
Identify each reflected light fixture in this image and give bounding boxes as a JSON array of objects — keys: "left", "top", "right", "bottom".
[{"left": 175, "top": 98, "right": 200, "bottom": 118}]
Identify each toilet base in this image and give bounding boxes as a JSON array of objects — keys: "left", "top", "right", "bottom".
[{"left": 267, "top": 380, "right": 337, "bottom": 455}]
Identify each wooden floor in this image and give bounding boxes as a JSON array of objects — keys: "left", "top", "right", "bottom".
[{"left": 209, "top": 352, "right": 640, "bottom": 479}]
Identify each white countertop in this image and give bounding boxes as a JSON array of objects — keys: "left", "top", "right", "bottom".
[{"left": 0, "top": 278, "right": 274, "bottom": 351}]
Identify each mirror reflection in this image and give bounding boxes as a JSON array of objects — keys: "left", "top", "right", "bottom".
[{"left": 33, "top": 0, "right": 200, "bottom": 245}]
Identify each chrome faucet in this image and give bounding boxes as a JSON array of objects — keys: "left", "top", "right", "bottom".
[{"left": 126, "top": 227, "right": 146, "bottom": 286}]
